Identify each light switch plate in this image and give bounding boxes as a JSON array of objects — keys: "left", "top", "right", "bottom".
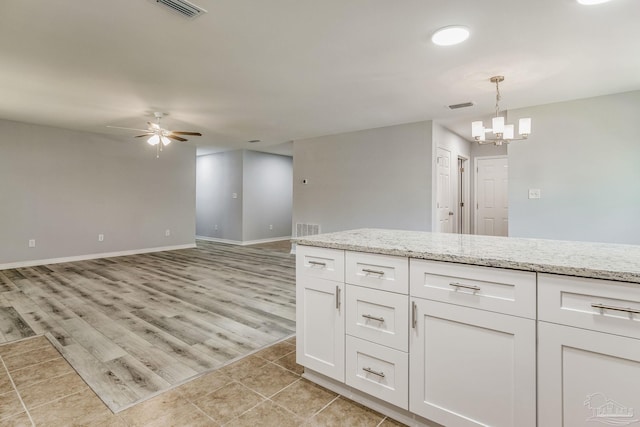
[{"left": 528, "top": 189, "right": 541, "bottom": 199}]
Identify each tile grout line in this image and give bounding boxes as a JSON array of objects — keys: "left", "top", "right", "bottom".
[{"left": 0, "top": 355, "right": 36, "bottom": 426}]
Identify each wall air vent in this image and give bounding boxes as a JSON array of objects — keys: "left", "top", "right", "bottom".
[
  {"left": 296, "top": 223, "right": 321, "bottom": 238},
  {"left": 448, "top": 102, "right": 475, "bottom": 110},
  {"left": 155, "top": 0, "right": 207, "bottom": 19}
]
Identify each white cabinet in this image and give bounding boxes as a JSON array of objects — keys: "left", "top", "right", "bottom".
[
  {"left": 346, "top": 252, "right": 409, "bottom": 294},
  {"left": 296, "top": 246, "right": 345, "bottom": 382},
  {"left": 409, "top": 298, "right": 536, "bottom": 427},
  {"left": 410, "top": 259, "right": 536, "bottom": 319},
  {"left": 296, "top": 242, "right": 638, "bottom": 427},
  {"left": 346, "top": 285, "right": 408, "bottom": 352},
  {"left": 538, "top": 322, "right": 640, "bottom": 427},
  {"left": 346, "top": 335, "right": 409, "bottom": 409},
  {"left": 344, "top": 251, "right": 410, "bottom": 410},
  {"left": 538, "top": 274, "right": 640, "bottom": 427}
]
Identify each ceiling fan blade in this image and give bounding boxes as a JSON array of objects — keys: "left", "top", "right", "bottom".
[
  {"left": 170, "top": 131, "right": 202, "bottom": 136},
  {"left": 106, "top": 125, "right": 150, "bottom": 132},
  {"left": 167, "top": 135, "right": 188, "bottom": 142},
  {"left": 134, "top": 134, "right": 153, "bottom": 138}
]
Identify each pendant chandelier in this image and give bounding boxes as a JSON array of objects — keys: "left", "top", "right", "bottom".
[{"left": 471, "top": 76, "right": 531, "bottom": 146}]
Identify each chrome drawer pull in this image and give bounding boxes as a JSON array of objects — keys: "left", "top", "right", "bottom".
[
  {"left": 336, "top": 286, "right": 341, "bottom": 310},
  {"left": 362, "top": 367, "right": 385, "bottom": 378},
  {"left": 362, "top": 314, "right": 385, "bottom": 323},
  {"left": 362, "top": 268, "right": 385, "bottom": 276},
  {"left": 449, "top": 282, "right": 481, "bottom": 292},
  {"left": 308, "top": 260, "right": 327, "bottom": 267},
  {"left": 411, "top": 301, "right": 417, "bottom": 329},
  {"left": 591, "top": 303, "right": 640, "bottom": 315}
]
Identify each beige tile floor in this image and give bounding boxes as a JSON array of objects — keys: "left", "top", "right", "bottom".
[{"left": 0, "top": 335, "right": 406, "bottom": 426}]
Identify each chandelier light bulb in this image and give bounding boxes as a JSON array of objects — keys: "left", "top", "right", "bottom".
[
  {"left": 492, "top": 116, "right": 505, "bottom": 135},
  {"left": 147, "top": 135, "right": 160, "bottom": 146},
  {"left": 161, "top": 136, "right": 171, "bottom": 145},
  {"left": 519, "top": 118, "right": 532, "bottom": 136},
  {"left": 471, "top": 121, "right": 484, "bottom": 139}
]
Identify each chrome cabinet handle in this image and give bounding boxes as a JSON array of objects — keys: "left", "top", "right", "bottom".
[
  {"left": 591, "top": 303, "right": 640, "bottom": 315},
  {"left": 362, "top": 367, "right": 385, "bottom": 378},
  {"left": 308, "top": 260, "right": 326, "bottom": 267},
  {"left": 411, "top": 301, "right": 417, "bottom": 329},
  {"left": 449, "top": 282, "right": 481, "bottom": 292},
  {"left": 362, "top": 314, "right": 385, "bottom": 323},
  {"left": 362, "top": 268, "right": 385, "bottom": 275},
  {"left": 335, "top": 286, "right": 341, "bottom": 309}
]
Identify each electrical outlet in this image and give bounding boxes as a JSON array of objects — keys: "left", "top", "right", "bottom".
[
  {"left": 269, "top": 224, "right": 273, "bottom": 230},
  {"left": 98, "top": 234, "right": 104, "bottom": 242},
  {"left": 165, "top": 229, "right": 171, "bottom": 237},
  {"left": 214, "top": 224, "right": 218, "bottom": 231},
  {"left": 28, "top": 239, "right": 36, "bottom": 248},
  {"left": 232, "top": 193, "right": 238, "bottom": 199},
  {"left": 528, "top": 189, "right": 541, "bottom": 199}
]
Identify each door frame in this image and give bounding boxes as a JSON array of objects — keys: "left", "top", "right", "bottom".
[
  {"left": 458, "top": 156, "right": 470, "bottom": 234},
  {"left": 473, "top": 155, "right": 508, "bottom": 235}
]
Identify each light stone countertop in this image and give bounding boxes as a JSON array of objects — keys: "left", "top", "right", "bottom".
[{"left": 294, "top": 229, "right": 640, "bottom": 284}]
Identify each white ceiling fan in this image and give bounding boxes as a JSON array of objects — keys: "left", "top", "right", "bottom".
[{"left": 107, "top": 112, "right": 202, "bottom": 157}]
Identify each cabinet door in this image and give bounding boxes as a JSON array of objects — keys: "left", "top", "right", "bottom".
[
  {"left": 409, "top": 298, "right": 536, "bottom": 427},
  {"left": 296, "top": 276, "right": 345, "bottom": 381},
  {"left": 538, "top": 322, "right": 640, "bottom": 427}
]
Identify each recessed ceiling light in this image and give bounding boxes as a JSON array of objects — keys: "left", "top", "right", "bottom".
[
  {"left": 431, "top": 26, "right": 470, "bottom": 46},
  {"left": 577, "top": 0, "right": 612, "bottom": 4}
]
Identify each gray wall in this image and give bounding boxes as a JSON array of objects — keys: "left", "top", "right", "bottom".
[
  {"left": 0, "top": 118, "right": 196, "bottom": 265},
  {"left": 196, "top": 150, "right": 244, "bottom": 241},
  {"left": 293, "top": 121, "right": 433, "bottom": 234},
  {"left": 196, "top": 150, "right": 292, "bottom": 242},
  {"left": 242, "top": 150, "right": 293, "bottom": 241},
  {"left": 508, "top": 90, "right": 640, "bottom": 244}
]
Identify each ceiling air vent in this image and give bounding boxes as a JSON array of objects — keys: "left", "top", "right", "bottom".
[
  {"left": 155, "top": 0, "right": 207, "bottom": 19},
  {"left": 448, "top": 102, "right": 475, "bottom": 110}
]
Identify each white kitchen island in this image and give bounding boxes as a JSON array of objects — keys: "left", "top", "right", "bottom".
[{"left": 294, "top": 229, "right": 640, "bottom": 427}]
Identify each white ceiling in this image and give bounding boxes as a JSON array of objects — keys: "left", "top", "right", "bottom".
[{"left": 1, "top": 0, "right": 639, "bottom": 156}]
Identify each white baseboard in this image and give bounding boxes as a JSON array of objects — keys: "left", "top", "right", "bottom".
[
  {"left": 196, "top": 235, "right": 291, "bottom": 246},
  {"left": 0, "top": 243, "right": 197, "bottom": 271}
]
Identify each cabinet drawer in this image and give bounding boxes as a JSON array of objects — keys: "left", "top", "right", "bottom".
[
  {"left": 296, "top": 245, "right": 344, "bottom": 283},
  {"left": 346, "top": 285, "right": 408, "bottom": 352},
  {"left": 410, "top": 259, "right": 536, "bottom": 319},
  {"left": 539, "top": 273, "right": 640, "bottom": 339},
  {"left": 346, "top": 252, "right": 408, "bottom": 294},
  {"left": 346, "top": 335, "right": 408, "bottom": 410}
]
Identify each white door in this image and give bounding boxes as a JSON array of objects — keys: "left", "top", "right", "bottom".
[
  {"left": 409, "top": 298, "right": 536, "bottom": 427},
  {"left": 538, "top": 322, "right": 640, "bottom": 427},
  {"left": 475, "top": 156, "right": 508, "bottom": 236},
  {"left": 296, "top": 276, "right": 345, "bottom": 381},
  {"left": 436, "top": 147, "right": 453, "bottom": 233}
]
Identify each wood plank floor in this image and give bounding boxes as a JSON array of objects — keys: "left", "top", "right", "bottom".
[{"left": 0, "top": 240, "right": 295, "bottom": 412}]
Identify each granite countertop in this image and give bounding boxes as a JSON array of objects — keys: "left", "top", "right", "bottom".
[{"left": 294, "top": 229, "right": 640, "bottom": 284}]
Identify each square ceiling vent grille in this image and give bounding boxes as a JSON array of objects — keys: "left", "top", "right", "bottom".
[{"left": 155, "top": 0, "right": 207, "bottom": 19}]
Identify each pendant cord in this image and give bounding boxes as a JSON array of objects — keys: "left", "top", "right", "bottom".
[{"left": 495, "top": 79, "right": 501, "bottom": 117}]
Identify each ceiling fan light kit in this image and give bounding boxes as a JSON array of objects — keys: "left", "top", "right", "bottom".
[
  {"left": 108, "top": 112, "right": 202, "bottom": 158},
  {"left": 471, "top": 76, "right": 532, "bottom": 146}
]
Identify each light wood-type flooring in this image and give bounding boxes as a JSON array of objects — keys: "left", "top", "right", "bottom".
[
  {"left": 0, "top": 240, "right": 296, "bottom": 412},
  {"left": 0, "top": 335, "right": 406, "bottom": 426}
]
